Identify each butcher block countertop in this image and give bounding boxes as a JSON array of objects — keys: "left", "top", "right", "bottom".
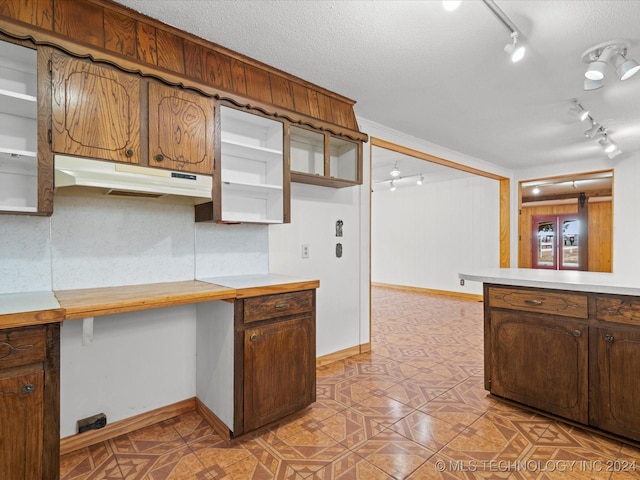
[
  {"left": 54, "top": 280, "right": 237, "bottom": 320},
  {"left": 0, "top": 275, "right": 320, "bottom": 328}
]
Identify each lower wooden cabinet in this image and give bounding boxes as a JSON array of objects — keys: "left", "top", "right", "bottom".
[
  {"left": 489, "top": 310, "right": 588, "bottom": 423},
  {"left": 485, "top": 285, "right": 640, "bottom": 443},
  {"left": 196, "top": 289, "right": 316, "bottom": 439},
  {"left": 243, "top": 316, "right": 315, "bottom": 431},
  {"left": 236, "top": 290, "right": 316, "bottom": 434},
  {"left": 589, "top": 324, "right": 640, "bottom": 440},
  {"left": 0, "top": 324, "right": 59, "bottom": 480}
]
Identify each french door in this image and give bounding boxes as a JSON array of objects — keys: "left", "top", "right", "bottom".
[{"left": 532, "top": 215, "right": 580, "bottom": 270}]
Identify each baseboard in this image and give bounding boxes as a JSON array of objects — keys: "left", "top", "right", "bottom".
[
  {"left": 195, "top": 398, "right": 232, "bottom": 442},
  {"left": 59, "top": 398, "right": 196, "bottom": 455},
  {"left": 371, "top": 282, "right": 483, "bottom": 302},
  {"left": 316, "top": 345, "right": 362, "bottom": 367}
]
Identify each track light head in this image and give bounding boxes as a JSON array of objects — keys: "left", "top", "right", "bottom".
[
  {"left": 442, "top": 0, "right": 461, "bottom": 11},
  {"left": 390, "top": 162, "right": 400, "bottom": 177},
  {"left": 584, "top": 122, "right": 603, "bottom": 139},
  {"left": 417, "top": 174, "right": 424, "bottom": 186},
  {"left": 389, "top": 179, "right": 396, "bottom": 191},
  {"left": 568, "top": 101, "right": 589, "bottom": 121},
  {"left": 582, "top": 40, "right": 640, "bottom": 89},
  {"left": 504, "top": 32, "right": 525, "bottom": 62},
  {"left": 599, "top": 135, "right": 617, "bottom": 154},
  {"left": 611, "top": 52, "right": 640, "bottom": 80}
]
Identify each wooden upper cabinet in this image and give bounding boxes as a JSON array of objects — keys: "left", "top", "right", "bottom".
[
  {"left": 50, "top": 52, "right": 140, "bottom": 163},
  {"left": 148, "top": 82, "right": 214, "bottom": 174}
]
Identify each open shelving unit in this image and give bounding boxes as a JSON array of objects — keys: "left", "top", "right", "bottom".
[
  {"left": 0, "top": 40, "right": 38, "bottom": 213},
  {"left": 219, "top": 106, "right": 284, "bottom": 223}
]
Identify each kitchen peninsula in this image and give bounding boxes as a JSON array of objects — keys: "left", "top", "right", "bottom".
[
  {"left": 460, "top": 268, "right": 640, "bottom": 444},
  {"left": 0, "top": 274, "right": 318, "bottom": 479}
]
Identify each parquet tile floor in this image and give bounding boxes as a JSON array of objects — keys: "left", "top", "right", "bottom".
[{"left": 61, "top": 286, "right": 640, "bottom": 479}]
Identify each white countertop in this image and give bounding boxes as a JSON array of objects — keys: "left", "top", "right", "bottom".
[
  {"left": 0, "top": 291, "right": 61, "bottom": 316},
  {"left": 198, "top": 273, "right": 317, "bottom": 290},
  {"left": 459, "top": 268, "right": 640, "bottom": 296}
]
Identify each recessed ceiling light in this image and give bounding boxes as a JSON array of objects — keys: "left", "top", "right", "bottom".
[{"left": 442, "top": 0, "right": 461, "bottom": 11}]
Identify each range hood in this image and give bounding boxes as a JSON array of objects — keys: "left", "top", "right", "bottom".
[{"left": 54, "top": 155, "right": 212, "bottom": 203}]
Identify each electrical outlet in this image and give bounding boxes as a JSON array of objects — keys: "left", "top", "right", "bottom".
[
  {"left": 77, "top": 413, "right": 107, "bottom": 433},
  {"left": 301, "top": 244, "right": 310, "bottom": 258}
]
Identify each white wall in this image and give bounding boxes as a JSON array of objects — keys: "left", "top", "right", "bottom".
[
  {"left": 371, "top": 175, "right": 499, "bottom": 295},
  {"left": 0, "top": 194, "right": 268, "bottom": 438},
  {"left": 269, "top": 183, "right": 363, "bottom": 356}
]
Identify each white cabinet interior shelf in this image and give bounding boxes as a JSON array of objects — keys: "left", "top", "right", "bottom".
[
  {"left": 219, "top": 106, "right": 284, "bottom": 223},
  {"left": 0, "top": 40, "right": 38, "bottom": 213}
]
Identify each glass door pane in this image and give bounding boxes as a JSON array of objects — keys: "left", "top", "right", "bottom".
[
  {"left": 560, "top": 217, "right": 579, "bottom": 270},
  {"left": 532, "top": 216, "right": 557, "bottom": 269}
]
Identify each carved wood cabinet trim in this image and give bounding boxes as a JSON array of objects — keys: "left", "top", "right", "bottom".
[{"left": 0, "top": 0, "right": 367, "bottom": 143}]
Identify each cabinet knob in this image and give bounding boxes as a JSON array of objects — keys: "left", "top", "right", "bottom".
[
  {"left": 572, "top": 330, "right": 582, "bottom": 337},
  {"left": 125, "top": 149, "right": 134, "bottom": 157},
  {"left": 250, "top": 334, "right": 258, "bottom": 342},
  {"left": 155, "top": 154, "right": 164, "bottom": 162},
  {"left": 604, "top": 334, "right": 614, "bottom": 343},
  {"left": 22, "top": 383, "right": 35, "bottom": 394}
]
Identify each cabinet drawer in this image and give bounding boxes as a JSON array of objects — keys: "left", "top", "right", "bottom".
[
  {"left": 0, "top": 326, "right": 46, "bottom": 369},
  {"left": 487, "top": 287, "right": 588, "bottom": 319},
  {"left": 596, "top": 297, "right": 640, "bottom": 325},
  {"left": 243, "top": 291, "right": 313, "bottom": 323}
]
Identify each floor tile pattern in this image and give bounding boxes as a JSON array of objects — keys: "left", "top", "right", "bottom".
[{"left": 61, "top": 287, "right": 640, "bottom": 479}]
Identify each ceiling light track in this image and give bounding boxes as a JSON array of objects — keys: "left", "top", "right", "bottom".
[
  {"left": 570, "top": 99, "right": 623, "bottom": 160},
  {"left": 481, "top": 0, "right": 526, "bottom": 62}
]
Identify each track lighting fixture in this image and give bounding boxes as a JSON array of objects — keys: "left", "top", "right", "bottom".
[
  {"left": 568, "top": 101, "right": 589, "bottom": 121},
  {"left": 481, "top": 0, "right": 526, "bottom": 63},
  {"left": 599, "top": 135, "right": 617, "bottom": 154},
  {"left": 389, "top": 179, "right": 396, "bottom": 192},
  {"left": 569, "top": 100, "right": 624, "bottom": 160},
  {"left": 584, "top": 121, "right": 603, "bottom": 139},
  {"left": 442, "top": 0, "right": 461, "bottom": 11},
  {"left": 581, "top": 40, "right": 640, "bottom": 90},
  {"left": 417, "top": 174, "right": 424, "bottom": 186},
  {"left": 504, "top": 32, "right": 525, "bottom": 63},
  {"left": 390, "top": 162, "right": 400, "bottom": 177}
]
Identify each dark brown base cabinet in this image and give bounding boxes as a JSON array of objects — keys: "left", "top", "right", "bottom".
[
  {"left": 485, "top": 285, "right": 640, "bottom": 443},
  {"left": 196, "top": 289, "right": 316, "bottom": 439},
  {"left": 0, "top": 324, "right": 60, "bottom": 480}
]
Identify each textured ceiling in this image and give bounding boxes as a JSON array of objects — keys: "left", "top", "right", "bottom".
[{"left": 114, "top": 0, "right": 640, "bottom": 172}]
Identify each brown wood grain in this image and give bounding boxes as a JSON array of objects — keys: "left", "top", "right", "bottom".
[
  {"left": 0, "top": 308, "right": 64, "bottom": 330},
  {"left": 291, "top": 83, "right": 311, "bottom": 117},
  {"left": 42, "top": 323, "right": 59, "bottom": 480},
  {"left": 53, "top": 0, "right": 103, "bottom": 47},
  {"left": 205, "top": 49, "right": 233, "bottom": 91},
  {"left": 244, "top": 64, "right": 272, "bottom": 103},
  {"left": 0, "top": 326, "right": 46, "bottom": 369},
  {"left": 136, "top": 20, "right": 157, "bottom": 65},
  {"left": 156, "top": 28, "right": 184, "bottom": 74},
  {"left": 0, "top": 371, "right": 44, "bottom": 480},
  {"left": 230, "top": 59, "right": 247, "bottom": 95},
  {"left": 243, "top": 291, "right": 313, "bottom": 324},
  {"left": 270, "top": 74, "right": 294, "bottom": 110},
  {"left": 36, "top": 45, "right": 54, "bottom": 214},
  {"left": 488, "top": 286, "right": 588, "bottom": 319},
  {"left": 103, "top": 8, "right": 136, "bottom": 58},
  {"left": 148, "top": 81, "right": 215, "bottom": 174},
  {"left": 50, "top": 51, "right": 141, "bottom": 162},
  {"left": 233, "top": 280, "right": 320, "bottom": 299},
  {"left": 316, "top": 92, "right": 333, "bottom": 124},
  {"left": 183, "top": 39, "right": 205, "bottom": 82},
  {"left": 0, "top": 0, "right": 53, "bottom": 30},
  {"left": 54, "top": 280, "right": 236, "bottom": 319}
]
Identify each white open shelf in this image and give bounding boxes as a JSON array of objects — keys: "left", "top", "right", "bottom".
[
  {"left": 219, "top": 106, "right": 284, "bottom": 223},
  {"left": 0, "top": 40, "right": 39, "bottom": 213},
  {"left": 290, "top": 126, "right": 324, "bottom": 176},
  {"left": 330, "top": 136, "right": 358, "bottom": 182}
]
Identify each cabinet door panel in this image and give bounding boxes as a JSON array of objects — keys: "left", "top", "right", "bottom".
[
  {"left": 0, "top": 371, "right": 43, "bottom": 480},
  {"left": 490, "top": 311, "right": 588, "bottom": 423},
  {"left": 148, "top": 82, "right": 214, "bottom": 174},
  {"left": 51, "top": 52, "right": 140, "bottom": 163},
  {"left": 244, "top": 316, "right": 314, "bottom": 431},
  {"left": 590, "top": 326, "right": 640, "bottom": 441}
]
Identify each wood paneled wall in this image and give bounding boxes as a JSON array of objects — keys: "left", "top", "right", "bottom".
[
  {"left": 0, "top": 0, "right": 365, "bottom": 141},
  {"left": 519, "top": 201, "right": 612, "bottom": 272}
]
